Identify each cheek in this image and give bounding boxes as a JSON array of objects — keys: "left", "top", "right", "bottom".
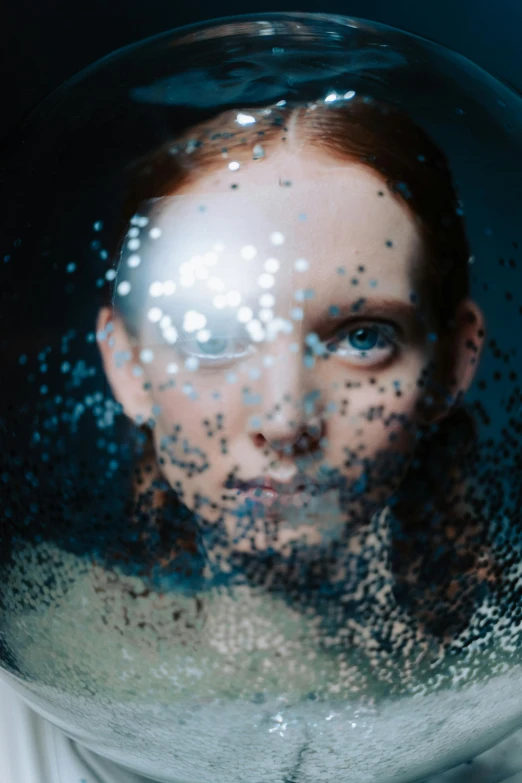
[
  {"left": 345, "top": 384, "right": 422, "bottom": 458},
  {"left": 147, "top": 374, "right": 245, "bottom": 454}
]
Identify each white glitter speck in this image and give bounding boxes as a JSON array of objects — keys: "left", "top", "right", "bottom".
[
  {"left": 259, "top": 308, "right": 274, "bottom": 323},
  {"left": 149, "top": 227, "right": 162, "bottom": 239},
  {"left": 140, "top": 349, "right": 154, "bottom": 363},
  {"left": 228, "top": 161, "right": 240, "bottom": 171},
  {"left": 127, "top": 238, "right": 140, "bottom": 251},
  {"left": 237, "top": 306, "right": 253, "bottom": 323},
  {"left": 127, "top": 254, "right": 141, "bottom": 268},
  {"left": 236, "top": 113, "right": 256, "bottom": 126},
  {"left": 258, "top": 273, "right": 275, "bottom": 289},
  {"left": 264, "top": 257, "right": 280, "bottom": 273},
  {"left": 162, "top": 280, "right": 176, "bottom": 296},
  {"left": 213, "top": 294, "right": 228, "bottom": 309},
  {"left": 259, "top": 293, "right": 275, "bottom": 308},
  {"left": 267, "top": 317, "right": 293, "bottom": 339},
  {"left": 117, "top": 281, "right": 131, "bottom": 296},
  {"left": 294, "top": 258, "right": 309, "bottom": 272},
  {"left": 240, "top": 245, "right": 257, "bottom": 260},
  {"left": 183, "top": 310, "right": 207, "bottom": 333},
  {"left": 147, "top": 307, "right": 163, "bottom": 323},
  {"left": 185, "top": 357, "right": 200, "bottom": 371},
  {"left": 149, "top": 282, "right": 163, "bottom": 297},
  {"left": 270, "top": 231, "right": 285, "bottom": 245},
  {"left": 246, "top": 319, "right": 265, "bottom": 342}
]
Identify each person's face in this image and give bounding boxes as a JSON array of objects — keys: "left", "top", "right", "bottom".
[{"left": 98, "top": 145, "right": 483, "bottom": 553}]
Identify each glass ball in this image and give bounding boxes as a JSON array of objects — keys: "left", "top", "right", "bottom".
[{"left": 0, "top": 12, "right": 521, "bottom": 782}]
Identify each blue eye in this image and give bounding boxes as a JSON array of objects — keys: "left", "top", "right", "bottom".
[
  {"left": 195, "top": 337, "right": 229, "bottom": 356},
  {"left": 180, "top": 335, "right": 253, "bottom": 365},
  {"left": 347, "top": 327, "right": 381, "bottom": 351},
  {"left": 327, "top": 322, "right": 398, "bottom": 362}
]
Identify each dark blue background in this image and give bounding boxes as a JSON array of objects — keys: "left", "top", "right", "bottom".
[{"left": 0, "top": 0, "right": 520, "bottom": 141}]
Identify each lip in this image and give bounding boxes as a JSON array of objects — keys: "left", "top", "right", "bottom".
[
  {"left": 226, "top": 476, "right": 319, "bottom": 495},
  {"left": 224, "top": 475, "right": 333, "bottom": 516},
  {"left": 239, "top": 485, "right": 317, "bottom": 513}
]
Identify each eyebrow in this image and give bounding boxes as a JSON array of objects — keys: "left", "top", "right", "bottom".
[
  {"left": 156, "top": 295, "right": 420, "bottom": 336},
  {"left": 326, "top": 297, "right": 419, "bottom": 320},
  {"left": 318, "top": 296, "right": 428, "bottom": 341}
]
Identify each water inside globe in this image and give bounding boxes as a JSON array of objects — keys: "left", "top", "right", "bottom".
[{"left": 0, "top": 12, "right": 521, "bottom": 783}]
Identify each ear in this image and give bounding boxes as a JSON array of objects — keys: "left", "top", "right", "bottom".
[
  {"left": 424, "top": 298, "right": 485, "bottom": 425},
  {"left": 96, "top": 307, "right": 154, "bottom": 425}
]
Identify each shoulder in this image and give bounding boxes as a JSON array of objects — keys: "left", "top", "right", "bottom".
[
  {"left": 0, "top": 674, "right": 124, "bottom": 782},
  {"left": 0, "top": 675, "right": 59, "bottom": 783}
]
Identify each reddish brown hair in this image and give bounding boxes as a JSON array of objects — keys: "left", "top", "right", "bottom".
[{"left": 113, "top": 97, "right": 470, "bottom": 340}]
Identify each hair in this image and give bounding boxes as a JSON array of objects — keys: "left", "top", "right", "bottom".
[
  {"left": 114, "top": 97, "right": 470, "bottom": 339},
  {"left": 99, "top": 95, "right": 494, "bottom": 641}
]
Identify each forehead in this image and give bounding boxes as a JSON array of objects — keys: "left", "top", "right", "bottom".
[{"left": 140, "top": 160, "right": 422, "bottom": 307}]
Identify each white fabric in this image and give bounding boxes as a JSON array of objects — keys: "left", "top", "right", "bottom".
[{"left": 1, "top": 676, "right": 522, "bottom": 783}]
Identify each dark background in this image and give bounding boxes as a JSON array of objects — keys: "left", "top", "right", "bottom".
[{"left": 0, "top": 0, "right": 521, "bottom": 142}]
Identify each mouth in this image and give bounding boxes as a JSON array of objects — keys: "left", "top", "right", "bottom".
[
  {"left": 226, "top": 474, "right": 321, "bottom": 493},
  {"left": 224, "top": 475, "right": 332, "bottom": 515},
  {"left": 240, "top": 486, "right": 314, "bottom": 513}
]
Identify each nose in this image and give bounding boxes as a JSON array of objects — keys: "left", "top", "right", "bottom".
[{"left": 249, "top": 347, "right": 326, "bottom": 457}]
